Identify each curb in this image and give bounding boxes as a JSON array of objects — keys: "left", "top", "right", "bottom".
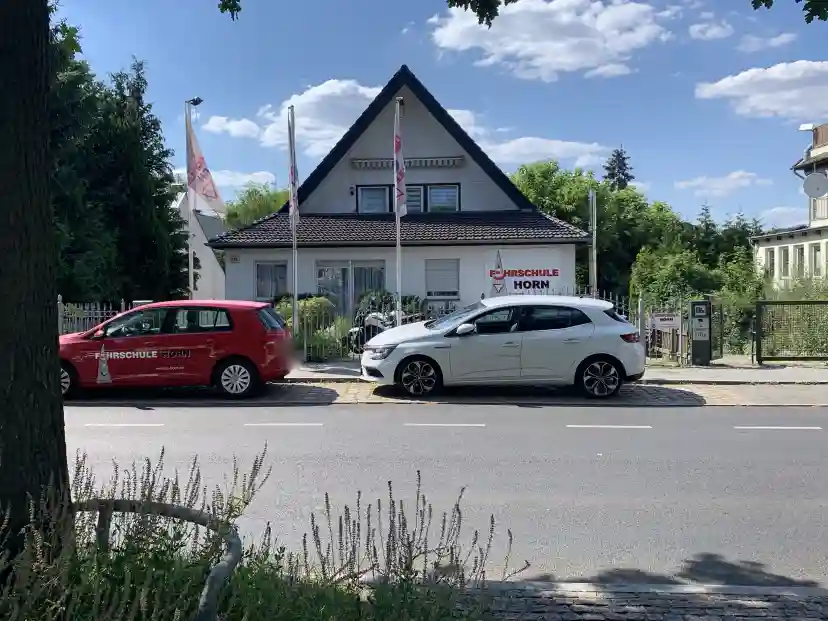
[
  {"left": 479, "top": 580, "right": 828, "bottom": 597},
  {"left": 283, "top": 376, "right": 828, "bottom": 386}
]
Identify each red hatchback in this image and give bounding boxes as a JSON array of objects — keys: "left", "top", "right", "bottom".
[{"left": 59, "top": 300, "right": 293, "bottom": 398}]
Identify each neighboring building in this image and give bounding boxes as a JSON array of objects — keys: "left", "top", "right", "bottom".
[
  {"left": 753, "top": 122, "right": 828, "bottom": 285},
  {"left": 208, "top": 65, "right": 589, "bottom": 315},
  {"left": 171, "top": 190, "right": 227, "bottom": 299}
]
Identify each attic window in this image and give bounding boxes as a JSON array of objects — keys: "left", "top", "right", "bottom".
[{"left": 357, "top": 186, "right": 389, "bottom": 213}]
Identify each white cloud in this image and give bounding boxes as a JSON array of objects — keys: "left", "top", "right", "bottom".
[
  {"left": 675, "top": 171, "right": 772, "bottom": 197},
  {"left": 174, "top": 168, "right": 276, "bottom": 188},
  {"left": 632, "top": 180, "right": 651, "bottom": 192},
  {"left": 256, "top": 79, "right": 381, "bottom": 157},
  {"left": 206, "top": 78, "right": 609, "bottom": 169},
  {"left": 760, "top": 206, "right": 808, "bottom": 229},
  {"left": 427, "top": 0, "right": 671, "bottom": 82},
  {"left": 737, "top": 32, "right": 797, "bottom": 53},
  {"left": 695, "top": 61, "right": 828, "bottom": 121},
  {"left": 688, "top": 19, "right": 733, "bottom": 40},
  {"left": 202, "top": 116, "right": 260, "bottom": 138},
  {"left": 585, "top": 64, "right": 633, "bottom": 78}
]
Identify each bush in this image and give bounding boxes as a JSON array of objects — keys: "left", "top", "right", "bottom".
[{"left": 0, "top": 449, "right": 521, "bottom": 620}]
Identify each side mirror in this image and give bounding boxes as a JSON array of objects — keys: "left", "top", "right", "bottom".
[
  {"left": 92, "top": 329, "right": 105, "bottom": 339},
  {"left": 455, "top": 323, "right": 475, "bottom": 336}
]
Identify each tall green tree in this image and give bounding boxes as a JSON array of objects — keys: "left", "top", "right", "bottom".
[
  {"left": 602, "top": 147, "right": 634, "bottom": 191},
  {"left": 226, "top": 183, "right": 289, "bottom": 229}
]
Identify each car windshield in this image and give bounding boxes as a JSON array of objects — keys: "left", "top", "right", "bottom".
[{"left": 425, "top": 301, "right": 486, "bottom": 330}]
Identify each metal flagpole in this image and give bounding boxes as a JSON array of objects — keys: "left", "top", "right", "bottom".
[
  {"left": 589, "top": 188, "right": 598, "bottom": 297},
  {"left": 185, "top": 100, "right": 195, "bottom": 300},
  {"left": 288, "top": 105, "right": 300, "bottom": 329},
  {"left": 393, "top": 97, "right": 406, "bottom": 327}
]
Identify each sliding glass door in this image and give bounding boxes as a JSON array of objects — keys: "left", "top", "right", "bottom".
[{"left": 316, "top": 260, "right": 385, "bottom": 316}]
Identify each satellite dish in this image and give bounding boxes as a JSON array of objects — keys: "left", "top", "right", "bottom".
[{"left": 803, "top": 172, "right": 828, "bottom": 199}]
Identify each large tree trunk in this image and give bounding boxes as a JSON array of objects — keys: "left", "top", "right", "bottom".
[{"left": 0, "top": 0, "right": 71, "bottom": 576}]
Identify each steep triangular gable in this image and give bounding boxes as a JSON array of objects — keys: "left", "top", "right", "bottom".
[{"left": 277, "top": 64, "right": 538, "bottom": 215}]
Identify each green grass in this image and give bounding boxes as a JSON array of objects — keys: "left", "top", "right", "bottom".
[{"left": 0, "top": 446, "right": 526, "bottom": 620}]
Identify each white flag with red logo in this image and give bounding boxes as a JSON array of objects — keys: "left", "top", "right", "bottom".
[
  {"left": 288, "top": 106, "right": 300, "bottom": 231},
  {"left": 393, "top": 102, "right": 406, "bottom": 218},
  {"left": 186, "top": 111, "right": 225, "bottom": 214}
]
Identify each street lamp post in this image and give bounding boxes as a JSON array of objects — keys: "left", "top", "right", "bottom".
[{"left": 185, "top": 97, "right": 203, "bottom": 299}]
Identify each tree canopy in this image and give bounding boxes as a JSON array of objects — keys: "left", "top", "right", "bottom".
[
  {"left": 603, "top": 147, "right": 634, "bottom": 191},
  {"left": 225, "top": 183, "right": 290, "bottom": 229}
]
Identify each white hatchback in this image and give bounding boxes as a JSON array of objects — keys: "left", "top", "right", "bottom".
[{"left": 360, "top": 295, "right": 645, "bottom": 399}]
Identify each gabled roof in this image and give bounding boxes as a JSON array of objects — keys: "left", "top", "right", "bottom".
[
  {"left": 209, "top": 64, "right": 587, "bottom": 248},
  {"left": 209, "top": 211, "right": 589, "bottom": 249}
]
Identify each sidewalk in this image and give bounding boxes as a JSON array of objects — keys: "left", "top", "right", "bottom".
[{"left": 285, "top": 357, "right": 828, "bottom": 385}]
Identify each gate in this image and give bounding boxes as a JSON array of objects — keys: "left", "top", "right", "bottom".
[{"left": 754, "top": 300, "right": 828, "bottom": 364}]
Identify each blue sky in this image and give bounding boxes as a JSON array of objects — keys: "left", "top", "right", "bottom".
[{"left": 59, "top": 0, "right": 827, "bottom": 228}]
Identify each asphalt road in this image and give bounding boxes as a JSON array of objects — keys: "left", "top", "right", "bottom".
[{"left": 64, "top": 403, "right": 828, "bottom": 587}]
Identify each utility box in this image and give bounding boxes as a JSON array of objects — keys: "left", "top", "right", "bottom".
[{"left": 689, "top": 299, "right": 712, "bottom": 366}]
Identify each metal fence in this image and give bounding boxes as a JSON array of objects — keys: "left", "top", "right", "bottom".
[
  {"left": 754, "top": 300, "right": 828, "bottom": 364},
  {"left": 638, "top": 297, "right": 689, "bottom": 365},
  {"left": 57, "top": 296, "right": 147, "bottom": 335}
]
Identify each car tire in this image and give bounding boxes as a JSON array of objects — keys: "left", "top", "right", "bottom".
[
  {"left": 214, "top": 358, "right": 261, "bottom": 399},
  {"left": 395, "top": 356, "right": 443, "bottom": 398},
  {"left": 60, "top": 361, "right": 78, "bottom": 399},
  {"left": 576, "top": 356, "right": 623, "bottom": 399}
]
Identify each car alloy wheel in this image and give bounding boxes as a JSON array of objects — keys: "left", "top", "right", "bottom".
[
  {"left": 582, "top": 360, "right": 621, "bottom": 397},
  {"left": 220, "top": 364, "right": 252, "bottom": 395},
  {"left": 60, "top": 367, "right": 72, "bottom": 396},
  {"left": 400, "top": 359, "right": 438, "bottom": 396}
]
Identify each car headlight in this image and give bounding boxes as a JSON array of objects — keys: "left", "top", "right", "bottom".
[{"left": 365, "top": 345, "right": 396, "bottom": 360}]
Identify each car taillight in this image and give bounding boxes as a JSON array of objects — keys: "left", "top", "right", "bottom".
[{"left": 621, "top": 333, "right": 640, "bottom": 343}]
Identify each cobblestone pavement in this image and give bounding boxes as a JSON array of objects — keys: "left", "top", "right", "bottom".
[{"left": 461, "top": 583, "right": 828, "bottom": 620}]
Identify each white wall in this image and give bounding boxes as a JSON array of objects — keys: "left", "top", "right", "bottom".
[
  {"left": 301, "top": 85, "right": 518, "bottom": 214},
  {"left": 177, "top": 193, "right": 226, "bottom": 299},
  {"left": 224, "top": 244, "right": 577, "bottom": 306}
]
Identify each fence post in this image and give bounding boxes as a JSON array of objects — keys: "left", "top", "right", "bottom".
[
  {"left": 637, "top": 295, "right": 645, "bottom": 340},
  {"left": 120, "top": 299, "right": 125, "bottom": 313},
  {"left": 57, "top": 294, "right": 64, "bottom": 335},
  {"left": 678, "top": 296, "right": 685, "bottom": 366},
  {"left": 754, "top": 302, "right": 763, "bottom": 365}
]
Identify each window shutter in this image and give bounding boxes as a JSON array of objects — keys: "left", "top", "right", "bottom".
[
  {"left": 425, "top": 259, "right": 460, "bottom": 297},
  {"left": 405, "top": 185, "right": 423, "bottom": 212}
]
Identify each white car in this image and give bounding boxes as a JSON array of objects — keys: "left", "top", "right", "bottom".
[{"left": 360, "top": 295, "right": 645, "bottom": 399}]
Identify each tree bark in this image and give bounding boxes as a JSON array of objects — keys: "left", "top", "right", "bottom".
[{"left": 0, "top": 0, "right": 71, "bottom": 577}]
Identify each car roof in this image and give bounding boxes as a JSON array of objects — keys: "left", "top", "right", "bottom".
[
  {"left": 134, "top": 299, "right": 269, "bottom": 310},
  {"left": 480, "top": 295, "right": 614, "bottom": 310}
]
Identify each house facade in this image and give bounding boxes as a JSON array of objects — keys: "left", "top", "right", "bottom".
[
  {"left": 209, "top": 65, "right": 588, "bottom": 315},
  {"left": 753, "top": 122, "right": 828, "bottom": 284},
  {"left": 173, "top": 191, "right": 227, "bottom": 300}
]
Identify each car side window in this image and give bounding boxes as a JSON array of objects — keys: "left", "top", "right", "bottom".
[
  {"left": 174, "top": 308, "right": 233, "bottom": 333},
  {"left": 104, "top": 308, "right": 169, "bottom": 338},
  {"left": 521, "top": 306, "right": 592, "bottom": 331},
  {"left": 472, "top": 307, "right": 520, "bottom": 335}
]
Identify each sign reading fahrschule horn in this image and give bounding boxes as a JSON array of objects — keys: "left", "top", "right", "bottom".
[{"left": 489, "top": 250, "right": 560, "bottom": 295}]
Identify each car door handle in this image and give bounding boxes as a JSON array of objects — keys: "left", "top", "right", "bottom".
[
  {"left": 502, "top": 342, "right": 520, "bottom": 347},
  {"left": 563, "top": 339, "right": 581, "bottom": 343},
  {"left": 434, "top": 344, "right": 451, "bottom": 349}
]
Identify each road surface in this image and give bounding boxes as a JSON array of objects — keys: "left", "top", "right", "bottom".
[{"left": 64, "top": 403, "right": 828, "bottom": 586}]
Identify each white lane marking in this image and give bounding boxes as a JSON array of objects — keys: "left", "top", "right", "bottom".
[
  {"left": 733, "top": 426, "right": 822, "bottom": 430},
  {"left": 84, "top": 423, "right": 164, "bottom": 428},
  {"left": 566, "top": 424, "right": 652, "bottom": 429},
  {"left": 243, "top": 422, "right": 324, "bottom": 427},
  {"left": 404, "top": 423, "right": 486, "bottom": 427}
]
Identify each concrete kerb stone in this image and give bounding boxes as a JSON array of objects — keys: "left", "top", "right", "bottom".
[
  {"left": 479, "top": 581, "right": 828, "bottom": 597},
  {"left": 283, "top": 377, "right": 828, "bottom": 386}
]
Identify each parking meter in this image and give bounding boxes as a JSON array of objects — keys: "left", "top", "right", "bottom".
[{"left": 689, "top": 299, "right": 711, "bottom": 366}]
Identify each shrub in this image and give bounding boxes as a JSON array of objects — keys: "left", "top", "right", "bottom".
[{"left": 0, "top": 448, "right": 522, "bottom": 620}]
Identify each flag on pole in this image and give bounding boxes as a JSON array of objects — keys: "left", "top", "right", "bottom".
[
  {"left": 185, "top": 111, "right": 225, "bottom": 214},
  {"left": 393, "top": 101, "right": 407, "bottom": 218},
  {"left": 287, "top": 106, "right": 300, "bottom": 231}
]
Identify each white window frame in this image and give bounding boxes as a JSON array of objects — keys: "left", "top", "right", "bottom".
[
  {"left": 357, "top": 186, "right": 390, "bottom": 213},
  {"left": 426, "top": 184, "right": 460, "bottom": 213},
  {"left": 810, "top": 243, "right": 822, "bottom": 277},
  {"left": 255, "top": 261, "right": 288, "bottom": 301},
  {"left": 425, "top": 258, "right": 460, "bottom": 299},
  {"left": 780, "top": 246, "right": 790, "bottom": 278},
  {"left": 405, "top": 185, "right": 424, "bottom": 213},
  {"left": 765, "top": 248, "right": 775, "bottom": 278},
  {"left": 794, "top": 244, "right": 806, "bottom": 278}
]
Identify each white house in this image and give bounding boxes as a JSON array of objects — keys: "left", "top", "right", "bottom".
[
  {"left": 208, "top": 65, "right": 589, "bottom": 315},
  {"left": 753, "top": 122, "right": 828, "bottom": 284},
  {"left": 172, "top": 191, "right": 227, "bottom": 300}
]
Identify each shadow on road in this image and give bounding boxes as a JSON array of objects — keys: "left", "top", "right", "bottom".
[{"left": 523, "top": 552, "right": 821, "bottom": 587}]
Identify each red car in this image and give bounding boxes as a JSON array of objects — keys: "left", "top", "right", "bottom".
[{"left": 59, "top": 300, "right": 293, "bottom": 398}]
